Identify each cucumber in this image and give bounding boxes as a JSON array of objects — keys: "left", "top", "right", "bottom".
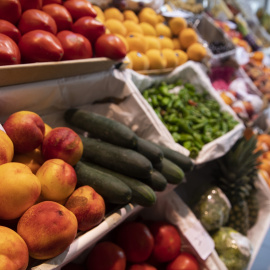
[
  {"left": 82, "top": 162, "right": 157, "bottom": 207},
  {"left": 154, "top": 158, "right": 185, "bottom": 185},
  {"left": 75, "top": 161, "right": 132, "bottom": 205},
  {"left": 143, "top": 169, "right": 167, "bottom": 192},
  {"left": 152, "top": 142, "right": 194, "bottom": 172},
  {"left": 135, "top": 137, "right": 164, "bottom": 165},
  {"left": 81, "top": 136, "right": 153, "bottom": 179},
  {"left": 65, "top": 109, "right": 138, "bottom": 149}
]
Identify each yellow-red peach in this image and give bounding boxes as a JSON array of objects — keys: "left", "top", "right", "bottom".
[
  {"left": 65, "top": 185, "right": 105, "bottom": 231},
  {"left": 3, "top": 111, "right": 45, "bottom": 154},
  {"left": 17, "top": 201, "right": 78, "bottom": 260},
  {"left": 42, "top": 127, "right": 83, "bottom": 166},
  {"left": 0, "top": 162, "right": 41, "bottom": 220},
  {"left": 0, "top": 225, "right": 29, "bottom": 270},
  {"left": 0, "top": 130, "right": 14, "bottom": 165},
  {"left": 36, "top": 158, "right": 77, "bottom": 201}
]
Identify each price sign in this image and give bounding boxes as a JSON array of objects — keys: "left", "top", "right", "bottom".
[
  {"left": 183, "top": 222, "right": 215, "bottom": 260},
  {"left": 0, "top": 124, "right": 5, "bottom": 133}
]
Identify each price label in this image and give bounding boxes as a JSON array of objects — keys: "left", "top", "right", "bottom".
[
  {"left": 183, "top": 222, "right": 215, "bottom": 260},
  {"left": 0, "top": 124, "right": 5, "bottom": 133}
]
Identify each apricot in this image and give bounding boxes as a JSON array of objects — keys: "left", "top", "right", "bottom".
[
  {"left": 126, "top": 33, "right": 148, "bottom": 53},
  {"left": 3, "top": 111, "right": 45, "bottom": 154},
  {"left": 42, "top": 127, "right": 83, "bottom": 166},
  {"left": 138, "top": 7, "right": 158, "bottom": 27},
  {"left": 17, "top": 201, "right": 78, "bottom": 260},
  {"left": 0, "top": 162, "right": 41, "bottom": 220},
  {"left": 187, "top": 43, "right": 207, "bottom": 62},
  {"left": 0, "top": 226, "right": 29, "bottom": 270},
  {"left": 0, "top": 130, "right": 14, "bottom": 165},
  {"left": 65, "top": 185, "right": 105, "bottom": 231},
  {"left": 161, "top": 48, "right": 178, "bottom": 68},
  {"left": 127, "top": 51, "right": 149, "bottom": 71},
  {"left": 36, "top": 158, "right": 77, "bottom": 201},
  {"left": 146, "top": 49, "right": 167, "bottom": 70},
  {"left": 179, "top": 28, "right": 198, "bottom": 50},
  {"left": 123, "top": 10, "right": 139, "bottom": 24}
]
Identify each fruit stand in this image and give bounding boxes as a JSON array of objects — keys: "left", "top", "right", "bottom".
[{"left": 1, "top": 1, "right": 270, "bottom": 270}]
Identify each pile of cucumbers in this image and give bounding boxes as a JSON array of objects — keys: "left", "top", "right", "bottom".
[{"left": 65, "top": 109, "right": 194, "bottom": 208}]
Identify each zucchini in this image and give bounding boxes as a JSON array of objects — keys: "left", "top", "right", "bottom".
[
  {"left": 65, "top": 109, "right": 138, "bottom": 149},
  {"left": 82, "top": 162, "right": 157, "bottom": 207},
  {"left": 75, "top": 161, "right": 132, "bottom": 205},
  {"left": 81, "top": 136, "right": 153, "bottom": 179},
  {"left": 152, "top": 142, "right": 194, "bottom": 172},
  {"left": 143, "top": 169, "right": 167, "bottom": 192},
  {"left": 154, "top": 158, "right": 185, "bottom": 185},
  {"left": 135, "top": 137, "right": 164, "bottom": 165}
]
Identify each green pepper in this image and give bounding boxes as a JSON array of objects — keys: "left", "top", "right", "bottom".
[
  {"left": 151, "top": 95, "right": 159, "bottom": 107},
  {"left": 192, "top": 121, "right": 207, "bottom": 130},
  {"left": 178, "top": 134, "right": 194, "bottom": 142},
  {"left": 177, "top": 119, "right": 194, "bottom": 134},
  {"left": 172, "top": 132, "right": 181, "bottom": 142},
  {"left": 183, "top": 141, "right": 193, "bottom": 149},
  {"left": 161, "top": 97, "right": 170, "bottom": 107},
  {"left": 189, "top": 147, "right": 200, "bottom": 159}
]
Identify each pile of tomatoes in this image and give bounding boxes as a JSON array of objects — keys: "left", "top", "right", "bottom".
[
  {"left": 62, "top": 220, "right": 200, "bottom": 270},
  {"left": 0, "top": 0, "right": 127, "bottom": 65}
]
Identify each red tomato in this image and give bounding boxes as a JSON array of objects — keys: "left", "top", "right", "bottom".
[
  {"left": 94, "top": 34, "right": 127, "bottom": 60},
  {"left": 18, "top": 9, "right": 57, "bottom": 35},
  {"left": 43, "top": 0, "right": 62, "bottom": 5},
  {"left": 115, "top": 221, "right": 154, "bottom": 263},
  {"left": 86, "top": 241, "right": 126, "bottom": 270},
  {"left": 18, "top": 30, "right": 64, "bottom": 63},
  {"left": 57, "top": 30, "right": 92, "bottom": 60},
  {"left": 129, "top": 263, "right": 157, "bottom": 270},
  {"left": 0, "top": 20, "right": 21, "bottom": 43},
  {"left": 148, "top": 221, "right": 181, "bottom": 263},
  {"left": 72, "top": 16, "right": 105, "bottom": 45},
  {"left": 0, "top": 33, "right": 21, "bottom": 65},
  {"left": 42, "top": 4, "right": 73, "bottom": 32},
  {"left": 19, "top": 0, "right": 42, "bottom": 11},
  {"left": 0, "top": 0, "right": 22, "bottom": 25},
  {"left": 63, "top": 0, "right": 97, "bottom": 21},
  {"left": 166, "top": 252, "right": 200, "bottom": 270}
]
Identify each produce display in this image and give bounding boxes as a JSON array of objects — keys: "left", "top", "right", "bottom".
[
  {"left": 62, "top": 219, "right": 200, "bottom": 270},
  {"left": 0, "top": 0, "right": 127, "bottom": 65},
  {"left": 142, "top": 79, "right": 239, "bottom": 158},
  {"left": 0, "top": 108, "right": 193, "bottom": 268}
]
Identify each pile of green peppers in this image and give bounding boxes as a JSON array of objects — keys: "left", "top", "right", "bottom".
[{"left": 142, "top": 80, "right": 239, "bottom": 159}]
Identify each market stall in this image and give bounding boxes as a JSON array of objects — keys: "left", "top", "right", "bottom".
[{"left": 0, "top": 1, "right": 270, "bottom": 270}]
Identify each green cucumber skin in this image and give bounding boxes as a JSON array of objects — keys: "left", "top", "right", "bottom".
[
  {"left": 143, "top": 169, "right": 167, "bottom": 192},
  {"left": 82, "top": 162, "right": 157, "bottom": 207},
  {"left": 75, "top": 161, "right": 132, "bottom": 205},
  {"left": 153, "top": 143, "right": 194, "bottom": 172},
  {"left": 136, "top": 137, "right": 164, "bottom": 165},
  {"left": 154, "top": 158, "right": 185, "bottom": 185},
  {"left": 65, "top": 109, "right": 138, "bottom": 149},
  {"left": 81, "top": 136, "right": 153, "bottom": 180}
]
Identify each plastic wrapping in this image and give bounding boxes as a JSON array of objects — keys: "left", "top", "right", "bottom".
[{"left": 193, "top": 186, "right": 231, "bottom": 232}]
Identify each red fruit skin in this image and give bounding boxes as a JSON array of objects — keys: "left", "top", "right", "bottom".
[
  {"left": 128, "top": 263, "right": 157, "bottom": 270},
  {"left": 148, "top": 221, "right": 181, "bottom": 263},
  {"left": 0, "top": 0, "right": 22, "bottom": 25},
  {"left": 0, "top": 33, "right": 21, "bottom": 65},
  {"left": 63, "top": 0, "right": 97, "bottom": 22},
  {"left": 72, "top": 16, "right": 105, "bottom": 46},
  {"left": 19, "top": 0, "right": 42, "bottom": 11},
  {"left": 43, "top": 0, "right": 62, "bottom": 5},
  {"left": 18, "top": 30, "right": 64, "bottom": 63},
  {"left": 18, "top": 9, "right": 57, "bottom": 35},
  {"left": 42, "top": 4, "right": 73, "bottom": 32},
  {"left": 57, "top": 30, "right": 93, "bottom": 60},
  {"left": 115, "top": 221, "right": 154, "bottom": 263},
  {"left": 0, "top": 20, "right": 21, "bottom": 43},
  {"left": 94, "top": 34, "right": 127, "bottom": 60},
  {"left": 86, "top": 241, "right": 126, "bottom": 270},
  {"left": 166, "top": 252, "right": 200, "bottom": 270}
]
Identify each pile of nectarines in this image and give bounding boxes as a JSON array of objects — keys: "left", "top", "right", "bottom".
[{"left": 0, "top": 110, "right": 106, "bottom": 268}]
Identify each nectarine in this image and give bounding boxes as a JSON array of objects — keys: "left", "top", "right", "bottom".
[
  {"left": 42, "top": 127, "right": 83, "bottom": 166},
  {"left": 17, "top": 201, "right": 78, "bottom": 260},
  {"left": 0, "top": 162, "right": 41, "bottom": 220},
  {"left": 36, "top": 158, "right": 77, "bottom": 201},
  {"left": 65, "top": 185, "right": 105, "bottom": 231},
  {"left": 0, "top": 225, "right": 29, "bottom": 270},
  {"left": 3, "top": 111, "right": 45, "bottom": 154},
  {"left": 0, "top": 130, "right": 14, "bottom": 165}
]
